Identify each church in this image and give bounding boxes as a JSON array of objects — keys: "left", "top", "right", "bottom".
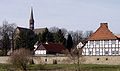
[
  {"left": 15, "top": 8, "right": 45, "bottom": 34},
  {"left": 13, "top": 8, "right": 45, "bottom": 49}
]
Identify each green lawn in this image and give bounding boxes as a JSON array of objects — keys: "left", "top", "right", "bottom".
[{"left": 1, "top": 64, "right": 120, "bottom": 71}]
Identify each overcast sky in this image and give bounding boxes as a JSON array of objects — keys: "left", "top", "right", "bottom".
[{"left": 0, "top": 0, "right": 120, "bottom": 34}]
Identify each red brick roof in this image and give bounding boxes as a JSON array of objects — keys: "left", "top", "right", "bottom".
[
  {"left": 88, "top": 23, "right": 117, "bottom": 40},
  {"left": 36, "top": 42, "right": 66, "bottom": 53}
]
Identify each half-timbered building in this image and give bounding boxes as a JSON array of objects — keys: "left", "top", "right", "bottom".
[{"left": 77, "top": 23, "right": 120, "bottom": 56}]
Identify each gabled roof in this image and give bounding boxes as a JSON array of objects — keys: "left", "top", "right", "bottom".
[
  {"left": 17, "top": 27, "right": 30, "bottom": 31},
  {"left": 16, "top": 27, "right": 34, "bottom": 35},
  {"left": 88, "top": 23, "right": 117, "bottom": 40},
  {"left": 16, "top": 27, "right": 45, "bottom": 35},
  {"left": 33, "top": 28, "right": 45, "bottom": 35},
  {"left": 36, "top": 42, "right": 66, "bottom": 53}
]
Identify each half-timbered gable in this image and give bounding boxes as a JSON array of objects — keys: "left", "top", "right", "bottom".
[{"left": 78, "top": 23, "right": 120, "bottom": 56}]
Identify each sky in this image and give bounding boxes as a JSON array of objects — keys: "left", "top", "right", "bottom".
[{"left": 0, "top": 0, "right": 120, "bottom": 35}]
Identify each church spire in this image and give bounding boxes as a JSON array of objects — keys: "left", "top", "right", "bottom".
[{"left": 29, "top": 7, "right": 34, "bottom": 30}]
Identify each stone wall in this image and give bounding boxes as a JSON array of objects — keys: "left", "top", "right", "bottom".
[
  {"left": 33, "top": 56, "right": 72, "bottom": 64},
  {"left": 1, "top": 56, "right": 120, "bottom": 65},
  {"left": 0, "top": 56, "right": 10, "bottom": 64},
  {"left": 82, "top": 56, "right": 120, "bottom": 65}
]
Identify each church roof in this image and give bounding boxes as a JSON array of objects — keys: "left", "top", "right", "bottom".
[
  {"left": 16, "top": 27, "right": 45, "bottom": 34},
  {"left": 88, "top": 23, "right": 117, "bottom": 40},
  {"left": 17, "top": 27, "right": 31, "bottom": 31},
  {"left": 33, "top": 28, "right": 45, "bottom": 34}
]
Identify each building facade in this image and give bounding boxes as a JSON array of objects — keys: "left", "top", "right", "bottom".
[
  {"left": 34, "top": 42, "right": 67, "bottom": 55},
  {"left": 77, "top": 23, "right": 120, "bottom": 56}
]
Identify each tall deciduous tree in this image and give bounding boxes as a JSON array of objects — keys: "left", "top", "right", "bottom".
[
  {"left": 0, "top": 21, "right": 16, "bottom": 55},
  {"left": 67, "top": 34, "right": 73, "bottom": 51}
]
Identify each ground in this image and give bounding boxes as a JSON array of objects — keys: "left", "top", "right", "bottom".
[{"left": 0, "top": 64, "right": 120, "bottom": 71}]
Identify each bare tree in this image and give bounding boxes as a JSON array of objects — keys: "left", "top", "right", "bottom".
[
  {"left": 83, "top": 30, "right": 93, "bottom": 41},
  {"left": 70, "top": 47, "right": 85, "bottom": 71},
  {"left": 69, "top": 30, "right": 83, "bottom": 47},
  {"left": 49, "top": 27, "right": 59, "bottom": 33},
  {"left": 49, "top": 27, "right": 68, "bottom": 37},
  {"left": 61, "top": 28, "right": 67, "bottom": 37},
  {"left": 0, "top": 21, "right": 16, "bottom": 55},
  {"left": 0, "top": 21, "right": 16, "bottom": 38},
  {"left": 10, "top": 48, "right": 31, "bottom": 70}
]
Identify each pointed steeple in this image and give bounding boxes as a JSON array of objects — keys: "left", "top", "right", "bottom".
[{"left": 29, "top": 7, "right": 34, "bottom": 30}]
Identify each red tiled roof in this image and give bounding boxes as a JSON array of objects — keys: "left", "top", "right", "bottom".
[
  {"left": 36, "top": 42, "right": 66, "bottom": 53},
  {"left": 37, "top": 44, "right": 46, "bottom": 50},
  {"left": 88, "top": 23, "right": 117, "bottom": 40}
]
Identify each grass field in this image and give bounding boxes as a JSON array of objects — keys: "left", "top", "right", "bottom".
[{"left": 1, "top": 64, "right": 120, "bottom": 71}]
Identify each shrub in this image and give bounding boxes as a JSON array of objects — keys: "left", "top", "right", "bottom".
[{"left": 10, "top": 48, "right": 31, "bottom": 70}]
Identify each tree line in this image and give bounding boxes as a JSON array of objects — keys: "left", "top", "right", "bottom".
[{"left": 0, "top": 21, "right": 93, "bottom": 55}]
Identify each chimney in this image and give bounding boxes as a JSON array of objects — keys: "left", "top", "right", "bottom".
[{"left": 100, "top": 23, "right": 108, "bottom": 28}]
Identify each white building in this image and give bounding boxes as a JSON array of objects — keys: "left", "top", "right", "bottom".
[{"left": 77, "top": 23, "right": 120, "bottom": 56}]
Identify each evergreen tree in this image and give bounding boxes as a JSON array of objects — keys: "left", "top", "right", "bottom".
[
  {"left": 41, "top": 28, "right": 49, "bottom": 43},
  {"left": 46, "top": 32, "right": 54, "bottom": 42},
  {"left": 54, "top": 29, "right": 66, "bottom": 46},
  {"left": 41, "top": 28, "right": 54, "bottom": 43},
  {"left": 67, "top": 34, "right": 73, "bottom": 51},
  {"left": 37, "top": 33, "right": 42, "bottom": 42},
  {"left": 16, "top": 30, "right": 35, "bottom": 50}
]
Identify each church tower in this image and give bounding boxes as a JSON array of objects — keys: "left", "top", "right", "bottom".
[{"left": 29, "top": 7, "right": 34, "bottom": 30}]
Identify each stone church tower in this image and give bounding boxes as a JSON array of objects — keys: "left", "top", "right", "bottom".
[{"left": 29, "top": 7, "right": 34, "bottom": 30}]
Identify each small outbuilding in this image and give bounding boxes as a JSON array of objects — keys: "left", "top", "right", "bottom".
[{"left": 34, "top": 42, "right": 67, "bottom": 55}]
